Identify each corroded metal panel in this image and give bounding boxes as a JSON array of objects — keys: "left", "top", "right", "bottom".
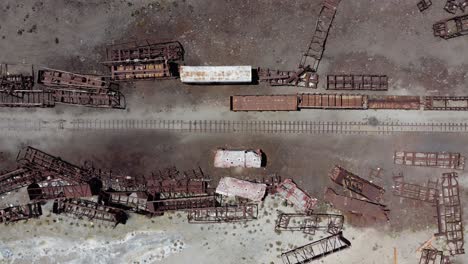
[
  {"left": 38, "top": 69, "right": 108, "bottom": 92},
  {"left": 368, "top": 95, "right": 421, "bottom": 110},
  {"left": 0, "top": 203, "right": 42, "bottom": 224},
  {"left": 231, "top": 95, "right": 298, "bottom": 111},
  {"left": 424, "top": 96, "right": 468, "bottom": 110}
]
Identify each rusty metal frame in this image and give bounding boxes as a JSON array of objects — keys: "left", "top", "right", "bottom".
[
  {"left": 418, "top": 0, "right": 432, "bottom": 12},
  {"left": 110, "top": 62, "right": 176, "bottom": 81},
  {"left": 17, "top": 146, "right": 92, "bottom": 184},
  {"left": 100, "top": 172, "right": 147, "bottom": 192},
  {"left": 37, "top": 68, "right": 109, "bottom": 93},
  {"left": 424, "top": 96, "right": 468, "bottom": 111},
  {"left": 326, "top": 75, "right": 388, "bottom": 91},
  {"left": 281, "top": 232, "right": 351, "bottom": 264},
  {"left": 435, "top": 172, "right": 464, "bottom": 255},
  {"left": 28, "top": 183, "right": 92, "bottom": 201},
  {"left": 329, "top": 165, "right": 385, "bottom": 202},
  {"left": 187, "top": 204, "right": 258, "bottom": 223},
  {"left": 419, "top": 248, "right": 452, "bottom": 264},
  {"left": 433, "top": 14, "right": 468, "bottom": 39},
  {"left": 0, "top": 167, "right": 50, "bottom": 195},
  {"left": 257, "top": 67, "right": 319, "bottom": 88},
  {"left": 394, "top": 151, "right": 465, "bottom": 170},
  {"left": 103, "top": 40, "right": 184, "bottom": 64},
  {"left": 52, "top": 198, "right": 128, "bottom": 226},
  {"left": 0, "top": 203, "right": 42, "bottom": 224},
  {"left": 275, "top": 213, "right": 344, "bottom": 235},
  {"left": 52, "top": 89, "right": 125, "bottom": 109},
  {"left": 324, "top": 188, "right": 389, "bottom": 221},
  {"left": 101, "top": 191, "right": 149, "bottom": 213},
  {"left": 299, "top": 0, "right": 341, "bottom": 70},
  {"left": 146, "top": 195, "right": 219, "bottom": 214},
  {"left": 392, "top": 174, "right": 439, "bottom": 204},
  {"left": 0, "top": 90, "right": 55, "bottom": 107}
]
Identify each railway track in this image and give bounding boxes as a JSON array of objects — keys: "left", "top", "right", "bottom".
[{"left": 3, "top": 118, "right": 468, "bottom": 135}]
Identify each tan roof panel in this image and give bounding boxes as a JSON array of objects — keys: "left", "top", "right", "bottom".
[{"left": 231, "top": 95, "right": 298, "bottom": 111}]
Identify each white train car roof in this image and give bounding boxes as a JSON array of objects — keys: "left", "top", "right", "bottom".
[{"left": 180, "top": 66, "right": 252, "bottom": 83}]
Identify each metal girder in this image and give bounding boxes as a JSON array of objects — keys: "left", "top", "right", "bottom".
[
  {"left": 326, "top": 75, "right": 388, "bottom": 91},
  {"left": 187, "top": 204, "right": 258, "bottom": 223},
  {"left": 0, "top": 203, "right": 42, "bottom": 224},
  {"left": 394, "top": 151, "right": 465, "bottom": 170},
  {"left": 257, "top": 67, "right": 318, "bottom": 88},
  {"left": 0, "top": 90, "right": 54, "bottom": 107},
  {"left": 38, "top": 69, "right": 109, "bottom": 93},
  {"left": 435, "top": 173, "right": 464, "bottom": 256},
  {"left": 324, "top": 188, "right": 389, "bottom": 221},
  {"left": 52, "top": 89, "right": 125, "bottom": 109},
  {"left": 299, "top": 0, "right": 341, "bottom": 70},
  {"left": 275, "top": 213, "right": 344, "bottom": 235},
  {"left": 392, "top": 174, "right": 439, "bottom": 204},
  {"left": 17, "top": 146, "right": 93, "bottom": 184},
  {"left": 52, "top": 198, "right": 128, "bottom": 226},
  {"left": 329, "top": 165, "right": 385, "bottom": 202},
  {"left": 281, "top": 232, "right": 351, "bottom": 264},
  {"left": 146, "top": 195, "right": 219, "bottom": 214},
  {"left": 0, "top": 167, "right": 50, "bottom": 195},
  {"left": 104, "top": 40, "right": 184, "bottom": 64}
]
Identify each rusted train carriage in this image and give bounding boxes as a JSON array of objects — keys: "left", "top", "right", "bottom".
[
  {"left": 104, "top": 40, "right": 184, "bottom": 63},
  {"left": 110, "top": 63, "right": 176, "bottom": 81},
  {"left": 37, "top": 69, "right": 108, "bottom": 92},
  {"left": 367, "top": 95, "right": 421, "bottom": 110},
  {"left": 298, "top": 93, "right": 367, "bottom": 109},
  {"left": 230, "top": 95, "right": 299, "bottom": 111},
  {"left": 433, "top": 14, "right": 468, "bottom": 39}
]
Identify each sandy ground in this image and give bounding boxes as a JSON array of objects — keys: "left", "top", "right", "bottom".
[{"left": 0, "top": 0, "right": 467, "bottom": 263}]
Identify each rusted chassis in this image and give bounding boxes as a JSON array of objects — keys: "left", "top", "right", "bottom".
[
  {"left": 281, "top": 232, "right": 351, "bottom": 264},
  {"left": 0, "top": 167, "right": 50, "bottom": 195},
  {"left": 146, "top": 195, "right": 219, "bottom": 214},
  {"left": 329, "top": 165, "right": 385, "bottom": 202},
  {"left": 187, "top": 204, "right": 258, "bottom": 223},
  {"left": 17, "top": 146, "right": 94, "bottom": 184},
  {"left": 326, "top": 75, "right": 388, "bottom": 91},
  {"left": 394, "top": 151, "right": 465, "bottom": 170},
  {"left": 392, "top": 174, "right": 439, "bottom": 204},
  {"left": 0, "top": 203, "right": 42, "bottom": 224},
  {"left": 52, "top": 198, "right": 128, "bottom": 226},
  {"left": 37, "top": 69, "right": 109, "bottom": 92},
  {"left": 275, "top": 213, "right": 344, "bottom": 235},
  {"left": 435, "top": 172, "right": 464, "bottom": 256},
  {"left": 103, "top": 40, "right": 184, "bottom": 64}
]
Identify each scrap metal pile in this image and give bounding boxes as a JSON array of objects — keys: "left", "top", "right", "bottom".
[{"left": 392, "top": 151, "right": 465, "bottom": 263}]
